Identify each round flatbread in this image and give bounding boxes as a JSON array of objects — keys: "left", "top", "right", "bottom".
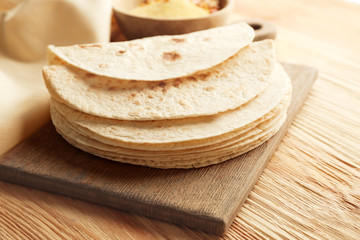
[
  {"left": 52, "top": 102, "right": 287, "bottom": 157},
  {"left": 47, "top": 22, "right": 254, "bottom": 81},
  {"left": 54, "top": 113, "right": 287, "bottom": 168}
]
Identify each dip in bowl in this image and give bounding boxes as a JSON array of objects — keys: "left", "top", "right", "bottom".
[{"left": 113, "top": 0, "right": 233, "bottom": 39}]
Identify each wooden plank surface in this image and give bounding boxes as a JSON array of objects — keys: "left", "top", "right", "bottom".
[{"left": 0, "top": 63, "right": 317, "bottom": 235}]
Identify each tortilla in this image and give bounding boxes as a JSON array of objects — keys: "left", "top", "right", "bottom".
[
  {"left": 50, "top": 62, "right": 291, "bottom": 150},
  {"left": 53, "top": 112, "right": 287, "bottom": 168},
  {"left": 44, "top": 40, "right": 275, "bottom": 120},
  {"left": 47, "top": 22, "right": 254, "bottom": 81},
  {"left": 51, "top": 102, "right": 287, "bottom": 157}
]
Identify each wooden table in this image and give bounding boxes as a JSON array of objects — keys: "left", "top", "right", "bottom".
[{"left": 1, "top": 0, "right": 360, "bottom": 239}]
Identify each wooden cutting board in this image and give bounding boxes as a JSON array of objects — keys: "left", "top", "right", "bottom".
[{"left": 0, "top": 63, "right": 317, "bottom": 235}]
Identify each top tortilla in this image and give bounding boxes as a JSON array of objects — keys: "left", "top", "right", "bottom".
[{"left": 47, "top": 22, "right": 254, "bottom": 81}]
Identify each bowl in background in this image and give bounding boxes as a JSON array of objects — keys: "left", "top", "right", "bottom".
[{"left": 113, "top": 0, "right": 233, "bottom": 40}]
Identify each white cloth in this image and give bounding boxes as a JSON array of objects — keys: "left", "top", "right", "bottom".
[
  {"left": 0, "top": 0, "right": 113, "bottom": 61},
  {"left": 0, "top": 0, "right": 113, "bottom": 154}
]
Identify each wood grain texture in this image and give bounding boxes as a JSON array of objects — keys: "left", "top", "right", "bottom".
[
  {"left": 0, "top": 64, "right": 316, "bottom": 235},
  {"left": 1, "top": 0, "right": 359, "bottom": 239}
]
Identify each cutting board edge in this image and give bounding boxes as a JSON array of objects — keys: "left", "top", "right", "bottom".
[
  {"left": 0, "top": 160, "right": 228, "bottom": 234},
  {"left": 223, "top": 62, "right": 318, "bottom": 233}
]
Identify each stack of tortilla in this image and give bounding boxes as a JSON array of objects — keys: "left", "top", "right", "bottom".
[{"left": 43, "top": 22, "right": 292, "bottom": 169}]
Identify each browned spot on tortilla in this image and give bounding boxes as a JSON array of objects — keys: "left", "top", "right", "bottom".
[
  {"left": 129, "top": 83, "right": 139, "bottom": 90},
  {"left": 152, "top": 81, "right": 169, "bottom": 93},
  {"left": 204, "top": 86, "right": 216, "bottom": 91},
  {"left": 131, "top": 93, "right": 137, "bottom": 98},
  {"left": 129, "top": 111, "right": 139, "bottom": 117},
  {"left": 98, "top": 63, "right": 108, "bottom": 68},
  {"left": 79, "top": 44, "right": 102, "bottom": 48},
  {"left": 89, "top": 84, "right": 100, "bottom": 90},
  {"left": 85, "top": 72, "right": 96, "bottom": 78},
  {"left": 148, "top": 94, "right": 154, "bottom": 99},
  {"left": 173, "top": 78, "right": 183, "bottom": 88},
  {"left": 203, "top": 37, "right": 211, "bottom": 41},
  {"left": 221, "top": 72, "right": 228, "bottom": 78},
  {"left": 171, "top": 38, "right": 186, "bottom": 43},
  {"left": 179, "top": 100, "right": 187, "bottom": 106},
  {"left": 266, "top": 58, "right": 272, "bottom": 65},
  {"left": 116, "top": 50, "right": 127, "bottom": 55},
  {"left": 162, "top": 51, "right": 181, "bottom": 61},
  {"left": 105, "top": 79, "right": 115, "bottom": 85},
  {"left": 158, "top": 81, "right": 167, "bottom": 87},
  {"left": 187, "top": 76, "right": 198, "bottom": 82},
  {"left": 129, "top": 43, "right": 144, "bottom": 50},
  {"left": 108, "top": 86, "right": 119, "bottom": 91},
  {"left": 198, "top": 72, "right": 211, "bottom": 80},
  {"left": 134, "top": 100, "right": 141, "bottom": 105}
]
